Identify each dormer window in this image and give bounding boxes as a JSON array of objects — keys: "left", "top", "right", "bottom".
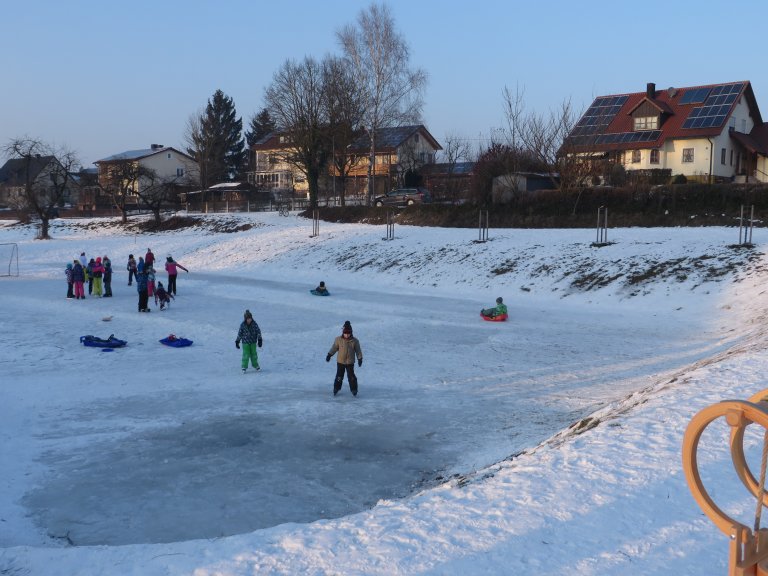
[{"left": 634, "top": 116, "right": 658, "bottom": 130}]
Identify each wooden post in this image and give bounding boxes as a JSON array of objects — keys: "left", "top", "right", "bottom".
[
  {"left": 478, "top": 210, "right": 489, "bottom": 242},
  {"left": 384, "top": 210, "right": 395, "bottom": 240}
]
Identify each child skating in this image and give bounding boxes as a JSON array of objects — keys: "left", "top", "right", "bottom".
[
  {"left": 235, "top": 309, "right": 262, "bottom": 373},
  {"left": 326, "top": 320, "right": 363, "bottom": 396}
]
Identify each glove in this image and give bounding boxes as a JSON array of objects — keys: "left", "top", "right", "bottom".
[
  {"left": 358, "top": 358, "right": 363, "bottom": 367},
  {"left": 235, "top": 340, "right": 240, "bottom": 349},
  {"left": 257, "top": 337, "right": 262, "bottom": 348},
  {"left": 326, "top": 354, "right": 331, "bottom": 362}
]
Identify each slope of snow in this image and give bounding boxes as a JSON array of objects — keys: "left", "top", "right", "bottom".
[{"left": 1, "top": 212, "right": 767, "bottom": 575}]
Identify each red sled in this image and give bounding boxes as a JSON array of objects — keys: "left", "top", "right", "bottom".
[{"left": 481, "top": 312, "right": 508, "bottom": 322}]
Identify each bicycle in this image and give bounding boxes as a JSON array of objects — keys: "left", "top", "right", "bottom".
[{"left": 278, "top": 203, "right": 290, "bottom": 217}]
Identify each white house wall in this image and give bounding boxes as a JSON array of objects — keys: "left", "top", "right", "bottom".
[{"left": 140, "top": 150, "right": 199, "bottom": 188}]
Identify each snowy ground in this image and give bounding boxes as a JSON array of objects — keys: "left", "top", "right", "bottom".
[{"left": 1, "top": 212, "right": 768, "bottom": 575}]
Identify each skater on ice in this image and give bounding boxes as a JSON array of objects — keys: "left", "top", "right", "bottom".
[
  {"left": 127, "top": 254, "right": 137, "bottom": 286},
  {"left": 165, "top": 255, "right": 188, "bottom": 296},
  {"left": 65, "top": 262, "right": 74, "bottom": 299},
  {"left": 155, "top": 281, "right": 174, "bottom": 310},
  {"left": 236, "top": 309, "right": 262, "bottom": 373},
  {"left": 326, "top": 320, "right": 363, "bottom": 396},
  {"left": 136, "top": 265, "right": 150, "bottom": 312}
]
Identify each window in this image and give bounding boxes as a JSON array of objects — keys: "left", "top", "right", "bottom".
[
  {"left": 650, "top": 149, "right": 659, "bottom": 164},
  {"left": 633, "top": 116, "right": 658, "bottom": 130},
  {"left": 721, "top": 148, "right": 726, "bottom": 165},
  {"left": 741, "top": 119, "right": 747, "bottom": 132},
  {"left": 177, "top": 168, "right": 184, "bottom": 177},
  {"left": 631, "top": 150, "right": 641, "bottom": 163},
  {"left": 682, "top": 148, "right": 694, "bottom": 163},
  {"left": 419, "top": 152, "right": 426, "bottom": 163}
]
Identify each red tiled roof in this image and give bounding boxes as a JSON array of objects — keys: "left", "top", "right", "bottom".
[{"left": 566, "top": 81, "right": 757, "bottom": 153}]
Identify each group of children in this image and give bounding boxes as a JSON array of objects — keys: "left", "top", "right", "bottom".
[
  {"left": 65, "top": 252, "right": 113, "bottom": 299},
  {"left": 128, "top": 248, "right": 188, "bottom": 312},
  {"left": 65, "top": 247, "right": 189, "bottom": 313}
]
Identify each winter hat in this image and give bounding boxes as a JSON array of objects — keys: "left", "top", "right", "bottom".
[
  {"left": 167, "top": 255, "right": 173, "bottom": 262},
  {"left": 96, "top": 257, "right": 101, "bottom": 263},
  {"left": 244, "top": 309, "right": 253, "bottom": 320},
  {"left": 496, "top": 297, "right": 503, "bottom": 304},
  {"left": 66, "top": 262, "right": 72, "bottom": 269},
  {"left": 342, "top": 320, "right": 352, "bottom": 335},
  {"left": 129, "top": 254, "right": 134, "bottom": 258},
  {"left": 319, "top": 281, "right": 325, "bottom": 287}
]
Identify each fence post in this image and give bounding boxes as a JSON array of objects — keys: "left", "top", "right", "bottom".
[
  {"left": 478, "top": 210, "right": 489, "bottom": 242},
  {"left": 384, "top": 210, "right": 395, "bottom": 240},
  {"left": 739, "top": 205, "right": 755, "bottom": 246},
  {"left": 310, "top": 209, "right": 319, "bottom": 237},
  {"left": 595, "top": 206, "right": 608, "bottom": 244}
]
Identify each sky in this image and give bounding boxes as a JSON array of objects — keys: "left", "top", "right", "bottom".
[
  {"left": 1, "top": 212, "right": 768, "bottom": 574},
  {"left": 1, "top": 0, "right": 766, "bottom": 168}
]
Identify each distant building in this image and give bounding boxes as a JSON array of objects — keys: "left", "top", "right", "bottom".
[
  {"left": 94, "top": 144, "right": 199, "bottom": 203},
  {"left": 246, "top": 125, "right": 443, "bottom": 199},
  {"left": 563, "top": 81, "right": 768, "bottom": 183},
  {"left": 0, "top": 155, "right": 76, "bottom": 208}
]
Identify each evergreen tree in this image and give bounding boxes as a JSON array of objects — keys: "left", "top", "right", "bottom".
[
  {"left": 245, "top": 108, "right": 276, "bottom": 147},
  {"left": 189, "top": 90, "right": 244, "bottom": 184}
]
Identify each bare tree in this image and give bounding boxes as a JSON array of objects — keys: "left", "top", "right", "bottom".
[
  {"left": 438, "top": 133, "right": 471, "bottom": 203},
  {"left": 337, "top": 2, "right": 427, "bottom": 203},
  {"left": 323, "top": 56, "right": 365, "bottom": 206},
  {"left": 97, "top": 160, "right": 156, "bottom": 224},
  {"left": 2, "top": 137, "right": 79, "bottom": 239},
  {"left": 264, "top": 56, "right": 329, "bottom": 209},
  {"left": 502, "top": 87, "right": 585, "bottom": 193},
  {"left": 133, "top": 171, "right": 188, "bottom": 226}
]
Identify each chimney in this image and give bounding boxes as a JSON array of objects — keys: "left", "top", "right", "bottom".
[
  {"left": 150, "top": 144, "right": 164, "bottom": 150},
  {"left": 646, "top": 83, "right": 656, "bottom": 98}
]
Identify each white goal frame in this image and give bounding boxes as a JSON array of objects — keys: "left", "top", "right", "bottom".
[{"left": 0, "top": 243, "right": 19, "bottom": 277}]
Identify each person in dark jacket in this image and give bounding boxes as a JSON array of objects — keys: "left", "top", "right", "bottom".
[
  {"left": 72, "top": 259, "right": 85, "bottom": 299},
  {"left": 86, "top": 258, "right": 95, "bottom": 295},
  {"left": 155, "top": 281, "right": 174, "bottom": 310},
  {"left": 326, "top": 320, "right": 363, "bottom": 396},
  {"left": 65, "top": 262, "right": 74, "bottom": 299},
  {"left": 136, "top": 267, "right": 150, "bottom": 312},
  {"left": 103, "top": 256, "right": 113, "bottom": 297},
  {"left": 127, "top": 254, "right": 137, "bottom": 286},
  {"left": 236, "top": 309, "right": 262, "bottom": 373}
]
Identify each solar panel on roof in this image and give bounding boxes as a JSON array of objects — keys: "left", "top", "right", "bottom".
[
  {"left": 680, "top": 87, "right": 711, "bottom": 104},
  {"left": 681, "top": 82, "right": 744, "bottom": 129},
  {"left": 573, "top": 95, "right": 629, "bottom": 136},
  {"left": 592, "top": 130, "right": 660, "bottom": 145}
]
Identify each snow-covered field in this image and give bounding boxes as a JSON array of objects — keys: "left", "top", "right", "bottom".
[{"left": 1, "top": 211, "right": 768, "bottom": 575}]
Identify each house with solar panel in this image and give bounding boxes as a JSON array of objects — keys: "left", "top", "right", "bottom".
[{"left": 563, "top": 81, "right": 768, "bottom": 184}]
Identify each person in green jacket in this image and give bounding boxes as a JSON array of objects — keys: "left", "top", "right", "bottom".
[
  {"left": 236, "top": 309, "right": 262, "bottom": 373},
  {"left": 482, "top": 297, "right": 508, "bottom": 318}
]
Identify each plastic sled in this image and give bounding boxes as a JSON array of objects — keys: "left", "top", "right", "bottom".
[
  {"left": 481, "top": 312, "right": 508, "bottom": 322},
  {"left": 159, "top": 335, "right": 193, "bottom": 347},
  {"left": 310, "top": 289, "right": 330, "bottom": 296},
  {"left": 80, "top": 334, "right": 127, "bottom": 348}
]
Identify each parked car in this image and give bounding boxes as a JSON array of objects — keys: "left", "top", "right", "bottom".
[{"left": 374, "top": 187, "right": 432, "bottom": 207}]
